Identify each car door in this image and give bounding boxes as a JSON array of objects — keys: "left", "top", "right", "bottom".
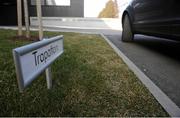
[
  {"left": 133, "top": 0, "right": 173, "bottom": 36},
  {"left": 132, "top": 0, "right": 150, "bottom": 23},
  {"left": 170, "top": 0, "right": 180, "bottom": 38}
]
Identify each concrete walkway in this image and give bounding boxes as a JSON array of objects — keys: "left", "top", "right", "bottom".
[
  {"left": 0, "top": 17, "right": 122, "bottom": 35},
  {"left": 30, "top": 17, "right": 122, "bottom": 31},
  {"left": 0, "top": 26, "right": 121, "bottom": 36}
]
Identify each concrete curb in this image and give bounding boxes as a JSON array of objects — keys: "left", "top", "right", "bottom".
[{"left": 101, "top": 34, "right": 180, "bottom": 117}]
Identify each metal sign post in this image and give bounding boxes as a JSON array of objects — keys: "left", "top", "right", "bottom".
[
  {"left": 43, "top": 39, "right": 52, "bottom": 90},
  {"left": 36, "top": 0, "right": 51, "bottom": 89},
  {"left": 46, "top": 68, "right": 52, "bottom": 89}
]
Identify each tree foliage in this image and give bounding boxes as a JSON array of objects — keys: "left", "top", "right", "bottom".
[{"left": 98, "top": 0, "right": 119, "bottom": 18}]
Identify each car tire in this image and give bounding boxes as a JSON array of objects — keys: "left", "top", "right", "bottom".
[{"left": 122, "top": 14, "right": 134, "bottom": 42}]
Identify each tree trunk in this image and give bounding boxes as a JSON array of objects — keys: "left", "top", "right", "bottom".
[
  {"left": 23, "top": 0, "right": 30, "bottom": 38},
  {"left": 17, "top": 0, "right": 22, "bottom": 36},
  {"left": 36, "top": 0, "right": 43, "bottom": 40}
]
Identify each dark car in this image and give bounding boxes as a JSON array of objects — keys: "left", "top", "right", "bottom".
[{"left": 121, "top": 0, "right": 180, "bottom": 42}]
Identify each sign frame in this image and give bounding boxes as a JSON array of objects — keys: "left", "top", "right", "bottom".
[{"left": 13, "top": 35, "right": 64, "bottom": 92}]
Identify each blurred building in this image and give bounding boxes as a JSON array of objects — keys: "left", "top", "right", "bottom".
[{"left": 0, "top": 0, "right": 84, "bottom": 26}]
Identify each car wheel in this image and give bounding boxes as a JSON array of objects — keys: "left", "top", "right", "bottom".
[{"left": 122, "top": 14, "right": 134, "bottom": 42}]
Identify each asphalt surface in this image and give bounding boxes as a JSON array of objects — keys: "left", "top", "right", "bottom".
[{"left": 105, "top": 33, "right": 180, "bottom": 108}]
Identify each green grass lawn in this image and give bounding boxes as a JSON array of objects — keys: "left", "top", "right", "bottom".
[{"left": 0, "top": 29, "right": 168, "bottom": 116}]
